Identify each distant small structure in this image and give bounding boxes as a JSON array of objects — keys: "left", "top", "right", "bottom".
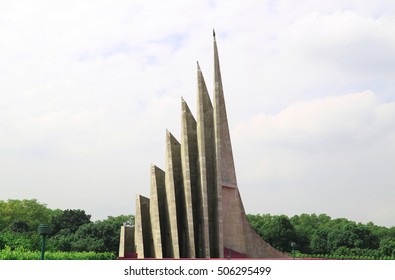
[{"left": 119, "top": 33, "right": 288, "bottom": 259}]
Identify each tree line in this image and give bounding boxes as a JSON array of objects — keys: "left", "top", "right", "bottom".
[
  {"left": 248, "top": 213, "right": 395, "bottom": 258},
  {"left": 1, "top": 199, "right": 394, "bottom": 258},
  {"left": 0, "top": 199, "right": 132, "bottom": 254}
]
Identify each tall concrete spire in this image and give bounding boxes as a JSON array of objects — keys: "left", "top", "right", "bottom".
[
  {"left": 196, "top": 62, "right": 214, "bottom": 258},
  {"left": 149, "top": 165, "right": 165, "bottom": 258},
  {"left": 180, "top": 98, "right": 197, "bottom": 258},
  {"left": 164, "top": 130, "right": 182, "bottom": 258},
  {"left": 213, "top": 33, "right": 237, "bottom": 189}
]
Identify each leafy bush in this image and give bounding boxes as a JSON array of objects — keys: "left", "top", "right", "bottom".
[
  {"left": 295, "top": 252, "right": 395, "bottom": 260},
  {"left": 0, "top": 230, "right": 41, "bottom": 251},
  {"left": 0, "top": 246, "right": 116, "bottom": 260}
]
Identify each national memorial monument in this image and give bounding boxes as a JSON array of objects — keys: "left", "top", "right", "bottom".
[{"left": 119, "top": 33, "right": 287, "bottom": 259}]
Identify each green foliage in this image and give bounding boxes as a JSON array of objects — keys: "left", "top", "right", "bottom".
[
  {"left": 0, "top": 230, "right": 41, "bottom": 251},
  {"left": 5, "top": 198, "right": 391, "bottom": 260},
  {"left": 289, "top": 213, "right": 331, "bottom": 253},
  {"left": 379, "top": 236, "right": 395, "bottom": 256},
  {"left": 51, "top": 209, "right": 92, "bottom": 235},
  {"left": 72, "top": 217, "right": 124, "bottom": 253},
  {"left": 48, "top": 214, "right": 133, "bottom": 254},
  {"left": 44, "top": 250, "right": 116, "bottom": 260},
  {"left": 249, "top": 213, "right": 395, "bottom": 259},
  {"left": 247, "top": 214, "right": 296, "bottom": 251},
  {"left": 295, "top": 251, "right": 395, "bottom": 260},
  {"left": 10, "top": 221, "right": 30, "bottom": 233},
  {"left": 0, "top": 199, "right": 51, "bottom": 231},
  {"left": 47, "top": 229, "right": 74, "bottom": 252},
  {"left": 326, "top": 222, "right": 379, "bottom": 252},
  {"left": 0, "top": 199, "right": 132, "bottom": 257},
  {"left": 0, "top": 246, "right": 115, "bottom": 260},
  {"left": 310, "top": 228, "right": 330, "bottom": 254}
]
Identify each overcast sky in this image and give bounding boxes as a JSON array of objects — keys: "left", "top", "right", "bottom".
[{"left": 1, "top": 1, "right": 394, "bottom": 227}]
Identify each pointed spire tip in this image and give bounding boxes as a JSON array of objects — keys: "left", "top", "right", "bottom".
[{"left": 213, "top": 29, "right": 216, "bottom": 37}]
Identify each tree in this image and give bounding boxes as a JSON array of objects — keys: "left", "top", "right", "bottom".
[
  {"left": 0, "top": 199, "right": 51, "bottom": 231},
  {"left": 269, "top": 216, "right": 297, "bottom": 252},
  {"left": 48, "top": 215, "right": 133, "bottom": 253},
  {"left": 47, "top": 229, "right": 74, "bottom": 252},
  {"left": 290, "top": 213, "right": 324, "bottom": 253},
  {"left": 326, "top": 222, "right": 379, "bottom": 252},
  {"left": 0, "top": 230, "right": 41, "bottom": 251},
  {"left": 10, "top": 221, "right": 30, "bottom": 233},
  {"left": 72, "top": 215, "right": 132, "bottom": 253},
  {"left": 51, "top": 209, "right": 91, "bottom": 235},
  {"left": 248, "top": 214, "right": 296, "bottom": 252},
  {"left": 310, "top": 228, "right": 330, "bottom": 254},
  {"left": 247, "top": 214, "right": 272, "bottom": 237},
  {"left": 379, "top": 237, "right": 395, "bottom": 256}
]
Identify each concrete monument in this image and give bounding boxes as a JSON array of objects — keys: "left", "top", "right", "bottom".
[{"left": 119, "top": 33, "right": 288, "bottom": 259}]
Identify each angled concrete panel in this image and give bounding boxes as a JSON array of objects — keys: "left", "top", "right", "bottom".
[
  {"left": 134, "top": 195, "right": 144, "bottom": 258},
  {"left": 213, "top": 33, "right": 227, "bottom": 258},
  {"left": 118, "top": 225, "right": 134, "bottom": 258},
  {"left": 213, "top": 34, "right": 238, "bottom": 189},
  {"left": 196, "top": 63, "right": 215, "bottom": 257},
  {"left": 165, "top": 131, "right": 189, "bottom": 258},
  {"left": 181, "top": 98, "right": 197, "bottom": 258},
  {"left": 150, "top": 165, "right": 164, "bottom": 258},
  {"left": 165, "top": 131, "right": 180, "bottom": 258},
  {"left": 153, "top": 165, "right": 173, "bottom": 258},
  {"left": 135, "top": 195, "right": 153, "bottom": 258}
]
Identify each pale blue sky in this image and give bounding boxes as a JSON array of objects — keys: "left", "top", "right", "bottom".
[{"left": 0, "top": 0, "right": 394, "bottom": 226}]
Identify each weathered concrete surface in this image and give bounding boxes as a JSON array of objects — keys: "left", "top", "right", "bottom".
[
  {"left": 221, "top": 186, "right": 288, "bottom": 258},
  {"left": 222, "top": 186, "right": 247, "bottom": 254},
  {"left": 165, "top": 131, "right": 181, "bottom": 258},
  {"left": 196, "top": 63, "right": 213, "bottom": 258},
  {"left": 181, "top": 99, "right": 197, "bottom": 258},
  {"left": 135, "top": 195, "right": 153, "bottom": 258},
  {"left": 118, "top": 225, "right": 134, "bottom": 258},
  {"left": 213, "top": 34, "right": 229, "bottom": 258},
  {"left": 150, "top": 165, "right": 164, "bottom": 258}
]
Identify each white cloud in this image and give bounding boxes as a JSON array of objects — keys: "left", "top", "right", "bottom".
[
  {"left": 281, "top": 11, "right": 395, "bottom": 74},
  {"left": 217, "top": 7, "right": 395, "bottom": 117},
  {"left": 234, "top": 91, "right": 395, "bottom": 226}
]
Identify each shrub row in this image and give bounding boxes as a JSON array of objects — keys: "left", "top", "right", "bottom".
[
  {"left": 0, "top": 246, "right": 116, "bottom": 260},
  {"left": 295, "top": 252, "right": 395, "bottom": 260}
]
